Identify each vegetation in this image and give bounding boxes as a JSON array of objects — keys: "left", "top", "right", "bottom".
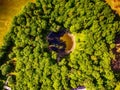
[
  {"left": 0, "top": 0, "right": 35, "bottom": 46},
  {"left": 105, "top": 0, "right": 120, "bottom": 15},
  {"left": 0, "top": 0, "right": 120, "bottom": 90}
]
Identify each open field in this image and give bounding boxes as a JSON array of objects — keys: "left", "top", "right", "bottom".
[{"left": 0, "top": 0, "right": 35, "bottom": 46}]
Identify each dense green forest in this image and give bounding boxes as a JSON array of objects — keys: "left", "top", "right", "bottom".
[{"left": 0, "top": 0, "right": 120, "bottom": 90}]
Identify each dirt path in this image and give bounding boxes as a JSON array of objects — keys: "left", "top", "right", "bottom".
[{"left": 0, "top": 0, "right": 35, "bottom": 46}]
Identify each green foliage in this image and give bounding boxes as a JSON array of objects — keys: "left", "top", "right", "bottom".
[
  {"left": 0, "top": 80, "right": 4, "bottom": 90},
  {"left": 115, "top": 82, "right": 120, "bottom": 90},
  {"left": 8, "top": 76, "right": 16, "bottom": 87},
  {"left": 0, "top": 0, "right": 120, "bottom": 90},
  {"left": 0, "top": 64, "right": 10, "bottom": 76}
]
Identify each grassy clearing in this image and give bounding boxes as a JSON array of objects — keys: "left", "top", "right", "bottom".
[{"left": 0, "top": 0, "right": 35, "bottom": 46}]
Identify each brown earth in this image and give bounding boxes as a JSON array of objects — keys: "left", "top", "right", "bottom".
[{"left": 0, "top": 0, "right": 35, "bottom": 46}]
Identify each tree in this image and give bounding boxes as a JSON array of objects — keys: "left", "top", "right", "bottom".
[{"left": 1, "top": 0, "right": 120, "bottom": 89}]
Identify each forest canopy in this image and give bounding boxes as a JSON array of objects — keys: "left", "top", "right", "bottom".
[{"left": 0, "top": 0, "right": 120, "bottom": 90}]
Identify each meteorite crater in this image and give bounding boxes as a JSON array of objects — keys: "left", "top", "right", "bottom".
[
  {"left": 111, "top": 35, "right": 120, "bottom": 72},
  {"left": 47, "top": 29, "right": 75, "bottom": 62}
]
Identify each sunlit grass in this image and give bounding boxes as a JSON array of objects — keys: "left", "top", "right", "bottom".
[{"left": 0, "top": 0, "right": 35, "bottom": 46}]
